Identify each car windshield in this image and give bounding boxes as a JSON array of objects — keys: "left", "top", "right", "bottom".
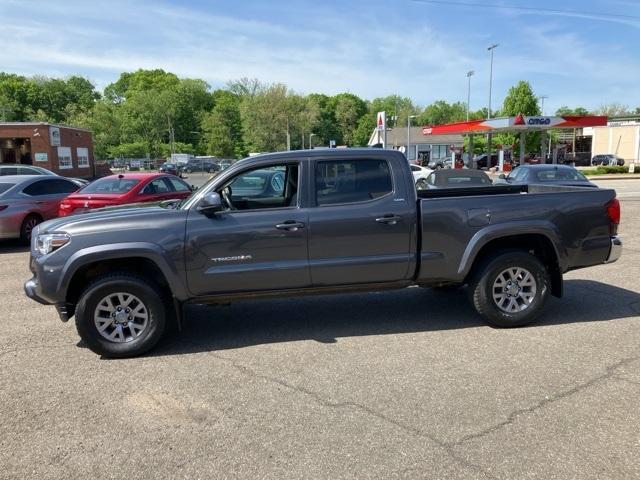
[{"left": 79, "top": 177, "right": 140, "bottom": 194}]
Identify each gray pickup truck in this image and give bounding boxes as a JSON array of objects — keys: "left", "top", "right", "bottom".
[{"left": 24, "top": 149, "right": 622, "bottom": 357}]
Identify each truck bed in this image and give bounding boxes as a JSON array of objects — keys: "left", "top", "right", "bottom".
[{"left": 416, "top": 184, "right": 617, "bottom": 285}]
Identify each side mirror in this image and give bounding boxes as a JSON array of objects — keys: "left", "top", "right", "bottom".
[
  {"left": 190, "top": 184, "right": 198, "bottom": 191},
  {"left": 498, "top": 174, "right": 506, "bottom": 179},
  {"left": 197, "top": 192, "right": 224, "bottom": 215}
]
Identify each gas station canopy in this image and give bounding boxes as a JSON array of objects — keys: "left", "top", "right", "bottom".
[{"left": 422, "top": 115, "right": 607, "bottom": 136}]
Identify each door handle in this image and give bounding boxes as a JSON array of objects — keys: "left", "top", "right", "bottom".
[
  {"left": 375, "top": 214, "right": 401, "bottom": 225},
  {"left": 275, "top": 221, "right": 305, "bottom": 231}
]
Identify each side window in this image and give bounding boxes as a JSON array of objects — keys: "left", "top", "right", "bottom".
[
  {"left": 141, "top": 178, "right": 171, "bottom": 195},
  {"left": 17, "top": 166, "right": 37, "bottom": 175},
  {"left": 46, "top": 179, "right": 79, "bottom": 194},
  {"left": 1, "top": 167, "right": 18, "bottom": 175},
  {"left": 315, "top": 159, "right": 392, "bottom": 206},
  {"left": 23, "top": 180, "right": 50, "bottom": 196},
  {"left": 220, "top": 163, "right": 298, "bottom": 211},
  {"left": 167, "top": 177, "right": 191, "bottom": 192}
]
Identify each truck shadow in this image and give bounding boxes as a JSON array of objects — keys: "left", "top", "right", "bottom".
[
  {"left": 0, "top": 240, "right": 29, "bottom": 254},
  {"left": 151, "top": 279, "right": 640, "bottom": 357}
]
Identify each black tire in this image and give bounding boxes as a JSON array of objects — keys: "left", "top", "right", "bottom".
[
  {"left": 75, "top": 273, "right": 168, "bottom": 358},
  {"left": 468, "top": 250, "right": 550, "bottom": 328},
  {"left": 20, "top": 214, "right": 41, "bottom": 245}
]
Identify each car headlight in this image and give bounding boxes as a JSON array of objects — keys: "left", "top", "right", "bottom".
[{"left": 36, "top": 233, "right": 70, "bottom": 255}]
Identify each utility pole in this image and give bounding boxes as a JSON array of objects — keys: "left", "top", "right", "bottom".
[
  {"left": 466, "top": 70, "right": 474, "bottom": 121},
  {"left": 309, "top": 133, "right": 316, "bottom": 149}
]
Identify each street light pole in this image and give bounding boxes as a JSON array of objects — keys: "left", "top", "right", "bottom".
[
  {"left": 309, "top": 133, "right": 316, "bottom": 149},
  {"left": 466, "top": 70, "right": 474, "bottom": 121},
  {"left": 487, "top": 44, "right": 499, "bottom": 120},
  {"left": 407, "top": 115, "right": 416, "bottom": 162},
  {"left": 487, "top": 43, "right": 499, "bottom": 167},
  {"left": 538, "top": 95, "right": 548, "bottom": 116}
]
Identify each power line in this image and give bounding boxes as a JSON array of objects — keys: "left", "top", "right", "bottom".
[{"left": 411, "top": 0, "right": 640, "bottom": 21}]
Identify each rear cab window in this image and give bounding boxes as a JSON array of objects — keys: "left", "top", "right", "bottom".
[{"left": 80, "top": 178, "right": 140, "bottom": 194}]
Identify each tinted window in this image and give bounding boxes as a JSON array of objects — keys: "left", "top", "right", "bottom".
[
  {"left": 23, "top": 179, "right": 78, "bottom": 196},
  {"left": 410, "top": 165, "right": 421, "bottom": 172},
  {"left": 445, "top": 175, "right": 491, "bottom": 185},
  {"left": 315, "top": 159, "right": 392, "bottom": 205},
  {"left": 81, "top": 177, "right": 140, "bottom": 194},
  {"left": 23, "top": 180, "right": 51, "bottom": 196},
  {"left": 17, "top": 166, "right": 43, "bottom": 175},
  {"left": 0, "top": 167, "right": 18, "bottom": 175}
]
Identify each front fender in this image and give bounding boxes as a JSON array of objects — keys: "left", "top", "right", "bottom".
[{"left": 58, "top": 242, "right": 189, "bottom": 301}]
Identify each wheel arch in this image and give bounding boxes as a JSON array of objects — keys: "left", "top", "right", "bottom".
[{"left": 462, "top": 230, "right": 564, "bottom": 298}]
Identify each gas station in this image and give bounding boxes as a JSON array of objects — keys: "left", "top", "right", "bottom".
[{"left": 422, "top": 115, "right": 608, "bottom": 171}]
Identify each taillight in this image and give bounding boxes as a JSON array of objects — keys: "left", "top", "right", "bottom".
[{"left": 606, "top": 198, "right": 620, "bottom": 235}]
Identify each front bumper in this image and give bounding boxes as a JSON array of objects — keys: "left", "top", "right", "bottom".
[
  {"left": 605, "top": 235, "right": 622, "bottom": 264},
  {"left": 24, "top": 278, "right": 48, "bottom": 305}
]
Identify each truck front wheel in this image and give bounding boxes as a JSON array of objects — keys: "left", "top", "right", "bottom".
[
  {"left": 469, "top": 251, "right": 550, "bottom": 328},
  {"left": 75, "top": 273, "right": 167, "bottom": 358}
]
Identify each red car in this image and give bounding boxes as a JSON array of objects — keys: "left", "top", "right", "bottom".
[{"left": 58, "top": 173, "right": 193, "bottom": 217}]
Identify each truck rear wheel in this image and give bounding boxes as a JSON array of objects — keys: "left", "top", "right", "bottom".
[
  {"left": 75, "top": 273, "right": 167, "bottom": 358},
  {"left": 469, "top": 251, "right": 550, "bottom": 328}
]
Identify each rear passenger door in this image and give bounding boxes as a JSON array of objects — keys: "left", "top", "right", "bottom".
[{"left": 307, "top": 157, "right": 415, "bottom": 286}]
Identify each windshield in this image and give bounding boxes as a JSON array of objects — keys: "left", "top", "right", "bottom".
[
  {"left": 535, "top": 169, "right": 587, "bottom": 182},
  {"left": 79, "top": 177, "right": 140, "bottom": 194}
]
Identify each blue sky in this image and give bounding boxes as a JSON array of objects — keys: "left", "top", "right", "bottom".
[{"left": 1, "top": 0, "right": 639, "bottom": 113}]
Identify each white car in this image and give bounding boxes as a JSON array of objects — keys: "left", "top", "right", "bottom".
[{"left": 410, "top": 164, "right": 433, "bottom": 190}]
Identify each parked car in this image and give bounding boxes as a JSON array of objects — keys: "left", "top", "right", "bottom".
[
  {"left": 0, "top": 175, "right": 81, "bottom": 243},
  {"left": 0, "top": 163, "right": 90, "bottom": 186},
  {"left": 159, "top": 163, "right": 181, "bottom": 176},
  {"left": 592, "top": 154, "right": 625, "bottom": 166},
  {"left": 25, "top": 149, "right": 622, "bottom": 357},
  {"left": 410, "top": 164, "right": 433, "bottom": 190},
  {"left": 424, "top": 168, "right": 492, "bottom": 189},
  {"left": 57, "top": 173, "right": 193, "bottom": 217},
  {"left": 427, "top": 157, "right": 448, "bottom": 169},
  {"left": 181, "top": 159, "right": 221, "bottom": 174},
  {"left": 218, "top": 159, "right": 233, "bottom": 170},
  {"left": 474, "top": 153, "right": 499, "bottom": 169},
  {"left": 497, "top": 165, "right": 597, "bottom": 188}
]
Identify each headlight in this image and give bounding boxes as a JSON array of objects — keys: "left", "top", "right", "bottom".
[{"left": 36, "top": 233, "right": 70, "bottom": 255}]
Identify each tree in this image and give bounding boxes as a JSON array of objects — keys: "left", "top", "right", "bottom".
[
  {"left": 500, "top": 81, "right": 540, "bottom": 117},
  {"left": 418, "top": 100, "right": 467, "bottom": 126},
  {"left": 201, "top": 90, "right": 244, "bottom": 158},
  {"left": 556, "top": 106, "right": 590, "bottom": 116},
  {"left": 593, "top": 103, "right": 630, "bottom": 117},
  {"left": 239, "top": 83, "right": 292, "bottom": 153},
  {"left": 330, "top": 93, "right": 367, "bottom": 146}
]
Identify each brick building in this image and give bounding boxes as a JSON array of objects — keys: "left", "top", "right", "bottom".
[{"left": 0, "top": 122, "right": 95, "bottom": 179}]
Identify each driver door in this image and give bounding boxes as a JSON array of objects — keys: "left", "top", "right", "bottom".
[{"left": 185, "top": 161, "right": 310, "bottom": 296}]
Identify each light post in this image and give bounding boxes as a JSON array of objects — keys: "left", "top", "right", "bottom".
[
  {"left": 309, "top": 133, "right": 316, "bottom": 150},
  {"left": 466, "top": 70, "right": 474, "bottom": 121},
  {"left": 487, "top": 43, "right": 499, "bottom": 165},
  {"left": 407, "top": 115, "right": 416, "bottom": 162},
  {"left": 538, "top": 95, "right": 548, "bottom": 115}
]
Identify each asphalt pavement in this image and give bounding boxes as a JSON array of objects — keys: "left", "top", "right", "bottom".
[{"left": 1, "top": 178, "right": 639, "bottom": 479}]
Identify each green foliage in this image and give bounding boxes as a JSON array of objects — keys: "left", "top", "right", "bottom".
[
  {"left": 500, "top": 81, "right": 540, "bottom": 117},
  {"left": 555, "top": 106, "right": 590, "bottom": 116},
  {"left": 581, "top": 166, "right": 629, "bottom": 175},
  {"left": 593, "top": 103, "right": 630, "bottom": 117},
  {"left": 418, "top": 100, "right": 468, "bottom": 126},
  {"left": 201, "top": 90, "right": 245, "bottom": 157},
  {"left": 330, "top": 93, "right": 368, "bottom": 146}
]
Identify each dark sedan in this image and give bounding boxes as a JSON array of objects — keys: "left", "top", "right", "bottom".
[
  {"left": 159, "top": 163, "right": 181, "bottom": 176},
  {"left": 498, "top": 164, "right": 597, "bottom": 188}
]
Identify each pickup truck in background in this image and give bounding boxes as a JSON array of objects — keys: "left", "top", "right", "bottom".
[{"left": 24, "top": 149, "right": 622, "bottom": 357}]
